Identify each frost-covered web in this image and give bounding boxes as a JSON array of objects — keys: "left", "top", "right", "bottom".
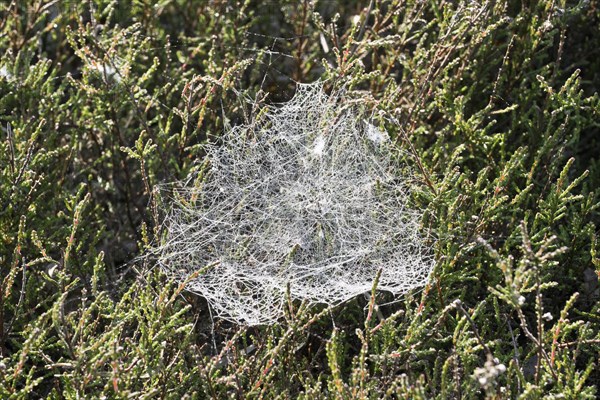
[{"left": 154, "top": 82, "right": 434, "bottom": 325}]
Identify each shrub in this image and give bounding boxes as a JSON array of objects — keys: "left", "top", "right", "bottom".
[{"left": 0, "top": 0, "right": 599, "bottom": 398}]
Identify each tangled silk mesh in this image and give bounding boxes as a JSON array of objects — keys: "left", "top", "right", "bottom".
[{"left": 155, "top": 83, "right": 434, "bottom": 325}]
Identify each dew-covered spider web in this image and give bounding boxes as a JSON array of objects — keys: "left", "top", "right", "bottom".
[{"left": 154, "top": 82, "right": 434, "bottom": 325}]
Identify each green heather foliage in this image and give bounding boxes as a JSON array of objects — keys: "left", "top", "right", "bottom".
[{"left": 0, "top": 0, "right": 599, "bottom": 398}]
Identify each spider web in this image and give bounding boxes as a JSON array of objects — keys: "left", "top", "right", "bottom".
[{"left": 153, "top": 82, "right": 434, "bottom": 325}]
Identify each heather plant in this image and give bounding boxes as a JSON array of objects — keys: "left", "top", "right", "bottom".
[{"left": 1, "top": 0, "right": 599, "bottom": 398}]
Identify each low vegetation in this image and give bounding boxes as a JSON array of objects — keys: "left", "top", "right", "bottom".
[{"left": 1, "top": 0, "right": 599, "bottom": 398}]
